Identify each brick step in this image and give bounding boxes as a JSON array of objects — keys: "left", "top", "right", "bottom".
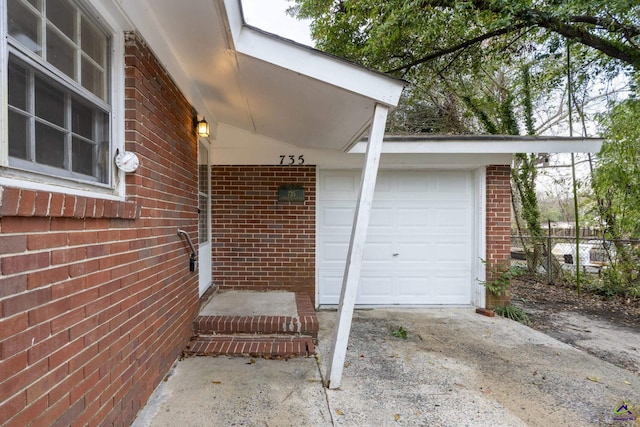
[
  {"left": 193, "top": 314, "right": 319, "bottom": 338},
  {"left": 184, "top": 334, "right": 316, "bottom": 358},
  {"left": 193, "top": 292, "right": 319, "bottom": 338}
]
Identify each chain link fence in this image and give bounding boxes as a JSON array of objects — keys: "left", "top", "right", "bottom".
[
  {"left": 511, "top": 234, "right": 640, "bottom": 297},
  {"left": 511, "top": 235, "right": 613, "bottom": 283}
]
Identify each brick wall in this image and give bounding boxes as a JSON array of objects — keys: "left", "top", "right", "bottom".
[
  {"left": 211, "top": 166, "right": 316, "bottom": 303},
  {"left": 485, "top": 165, "right": 512, "bottom": 309},
  {"left": 0, "top": 32, "right": 200, "bottom": 426}
]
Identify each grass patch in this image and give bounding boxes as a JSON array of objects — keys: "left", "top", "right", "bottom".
[{"left": 495, "top": 304, "right": 530, "bottom": 325}]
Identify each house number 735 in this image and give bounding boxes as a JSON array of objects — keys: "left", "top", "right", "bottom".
[{"left": 279, "top": 155, "right": 305, "bottom": 166}]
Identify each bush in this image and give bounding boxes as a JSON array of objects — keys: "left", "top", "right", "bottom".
[{"left": 479, "top": 259, "right": 524, "bottom": 297}]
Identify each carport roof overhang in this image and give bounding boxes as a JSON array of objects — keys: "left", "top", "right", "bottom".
[
  {"left": 109, "top": 0, "right": 406, "bottom": 151},
  {"left": 349, "top": 135, "right": 604, "bottom": 154}
]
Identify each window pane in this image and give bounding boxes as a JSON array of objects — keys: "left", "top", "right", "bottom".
[
  {"left": 199, "top": 192, "right": 208, "bottom": 243},
  {"left": 96, "top": 110, "right": 109, "bottom": 182},
  {"left": 27, "top": 0, "right": 42, "bottom": 10},
  {"left": 81, "top": 57, "right": 105, "bottom": 100},
  {"left": 8, "top": 0, "right": 42, "bottom": 55},
  {"left": 72, "top": 137, "right": 93, "bottom": 175},
  {"left": 8, "top": 61, "right": 28, "bottom": 111},
  {"left": 47, "top": 0, "right": 75, "bottom": 40},
  {"left": 81, "top": 17, "right": 106, "bottom": 66},
  {"left": 8, "top": 111, "right": 29, "bottom": 159},
  {"left": 46, "top": 27, "right": 75, "bottom": 79},
  {"left": 7, "top": 0, "right": 112, "bottom": 186},
  {"left": 96, "top": 137, "right": 109, "bottom": 183},
  {"left": 35, "top": 77, "right": 64, "bottom": 126},
  {"left": 72, "top": 99, "right": 92, "bottom": 138},
  {"left": 35, "top": 122, "right": 65, "bottom": 168}
]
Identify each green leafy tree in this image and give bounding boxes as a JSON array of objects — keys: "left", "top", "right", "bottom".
[
  {"left": 290, "top": 0, "right": 638, "bottom": 133},
  {"left": 592, "top": 77, "right": 640, "bottom": 295},
  {"left": 291, "top": 0, "right": 640, "bottom": 74}
]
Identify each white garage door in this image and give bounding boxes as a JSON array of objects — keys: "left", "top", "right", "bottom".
[{"left": 318, "top": 169, "right": 474, "bottom": 306}]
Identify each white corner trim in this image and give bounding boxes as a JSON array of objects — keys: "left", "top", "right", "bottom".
[
  {"left": 0, "top": 0, "right": 7, "bottom": 167},
  {"left": 475, "top": 166, "right": 487, "bottom": 308},
  {"left": 314, "top": 166, "right": 321, "bottom": 309}
]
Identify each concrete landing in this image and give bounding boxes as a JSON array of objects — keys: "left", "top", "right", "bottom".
[{"left": 199, "top": 290, "right": 297, "bottom": 317}]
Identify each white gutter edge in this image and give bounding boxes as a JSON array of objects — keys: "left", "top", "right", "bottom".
[{"left": 349, "top": 139, "right": 604, "bottom": 154}]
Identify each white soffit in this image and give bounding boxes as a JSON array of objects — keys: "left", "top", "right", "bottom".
[
  {"left": 349, "top": 135, "right": 604, "bottom": 154},
  {"left": 114, "top": 0, "right": 405, "bottom": 151}
]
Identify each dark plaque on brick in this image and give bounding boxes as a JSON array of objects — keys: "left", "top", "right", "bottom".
[{"left": 278, "top": 185, "right": 305, "bottom": 202}]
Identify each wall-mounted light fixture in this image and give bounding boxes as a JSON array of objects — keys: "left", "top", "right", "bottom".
[{"left": 197, "top": 117, "right": 210, "bottom": 138}]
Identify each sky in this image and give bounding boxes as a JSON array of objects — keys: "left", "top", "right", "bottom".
[{"left": 241, "top": 0, "right": 314, "bottom": 46}]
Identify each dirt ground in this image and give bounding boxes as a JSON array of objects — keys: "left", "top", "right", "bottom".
[{"left": 511, "top": 278, "right": 640, "bottom": 376}]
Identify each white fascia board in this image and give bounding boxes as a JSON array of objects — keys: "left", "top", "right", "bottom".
[
  {"left": 223, "top": 0, "right": 405, "bottom": 107},
  {"left": 349, "top": 138, "right": 603, "bottom": 154},
  {"left": 115, "top": 0, "right": 217, "bottom": 130},
  {"left": 213, "top": 123, "right": 513, "bottom": 167},
  {"left": 221, "top": 0, "right": 242, "bottom": 48}
]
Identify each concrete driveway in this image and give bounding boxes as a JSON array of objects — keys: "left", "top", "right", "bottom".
[{"left": 134, "top": 308, "right": 640, "bottom": 426}]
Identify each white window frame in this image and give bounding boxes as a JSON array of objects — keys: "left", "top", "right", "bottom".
[{"left": 0, "top": 0, "right": 126, "bottom": 200}]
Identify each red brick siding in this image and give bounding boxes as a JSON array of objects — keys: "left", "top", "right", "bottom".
[
  {"left": 485, "top": 165, "right": 512, "bottom": 308},
  {"left": 0, "top": 32, "right": 199, "bottom": 426},
  {"left": 211, "top": 166, "right": 316, "bottom": 303}
]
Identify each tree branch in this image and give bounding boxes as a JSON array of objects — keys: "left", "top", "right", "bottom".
[
  {"left": 568, "top": 15, "right": 640, "bottom": 38},
  {"left": 410, "top": 1, "right": 640, "bottom": 68},
  {"left": 385, "top": 23, "right": 527, "bottom": 74},
  {"left": 520, "top": 10, "right": 640, "bottom": 68}
]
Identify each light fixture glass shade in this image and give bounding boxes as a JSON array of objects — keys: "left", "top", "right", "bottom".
[{"left": 197, "top": 118, "right": 210, "bottom": 137}]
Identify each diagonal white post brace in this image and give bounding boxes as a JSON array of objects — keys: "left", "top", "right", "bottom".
[{"left": 325, "top": 103, "right": 389, "bottom": 389}]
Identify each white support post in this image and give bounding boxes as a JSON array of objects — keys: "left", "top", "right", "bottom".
[{"left": 326, "top": 104, "right": 389, "bottom": 389}]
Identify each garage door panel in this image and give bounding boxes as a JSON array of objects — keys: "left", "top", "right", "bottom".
[
  {"left": 319, "top": 169, "right": 474, "bottom": 306},
  {"left": 398, "top": 207, "right": 431, "bottom": 228},
  {"left": 320, "top": 270, "right": 344, "bottom": 303},
  {"left": 363, "top": 242, "right": 394, "bottom": 262},
  {"left": 436, "top": 172, "right": 471, "bottom": 195},
  {"left": 322, "top": 173, "right": 358, "bottom": 197},
  {"left": 431, "top": 273, "right": 472, "bottom": 303},
  {"left": 435, "top": 208, "right": 471, "bottom": 232},
  {"left": 320, "top": 241, "right": 349, "bottom": 262},
  {"left": 358, "top": 275, "right": 393, "bottom": 301},
  {"left": 322, "top": 206, "right": 355, "bottom": 228},
  {"left": 435, "top": 243, "right": 470, "bottom": 263},
  {"left": 395, "top": 242, "right": 432, "bottom": 264},
  {"left": 396, "top": 276, "right": 432, "bottom": 301},
  {"left": 374, "top": 173, "right": 437, "bottom": 199},
  {"left": 373, "top": 174, "right": 394, "bottom": 192},
  {"left": 369, "top": 207, "right": 394, "bottom": 230},
  {"left": 399, "top": 175, "right": 431, "bottom": 193}
]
